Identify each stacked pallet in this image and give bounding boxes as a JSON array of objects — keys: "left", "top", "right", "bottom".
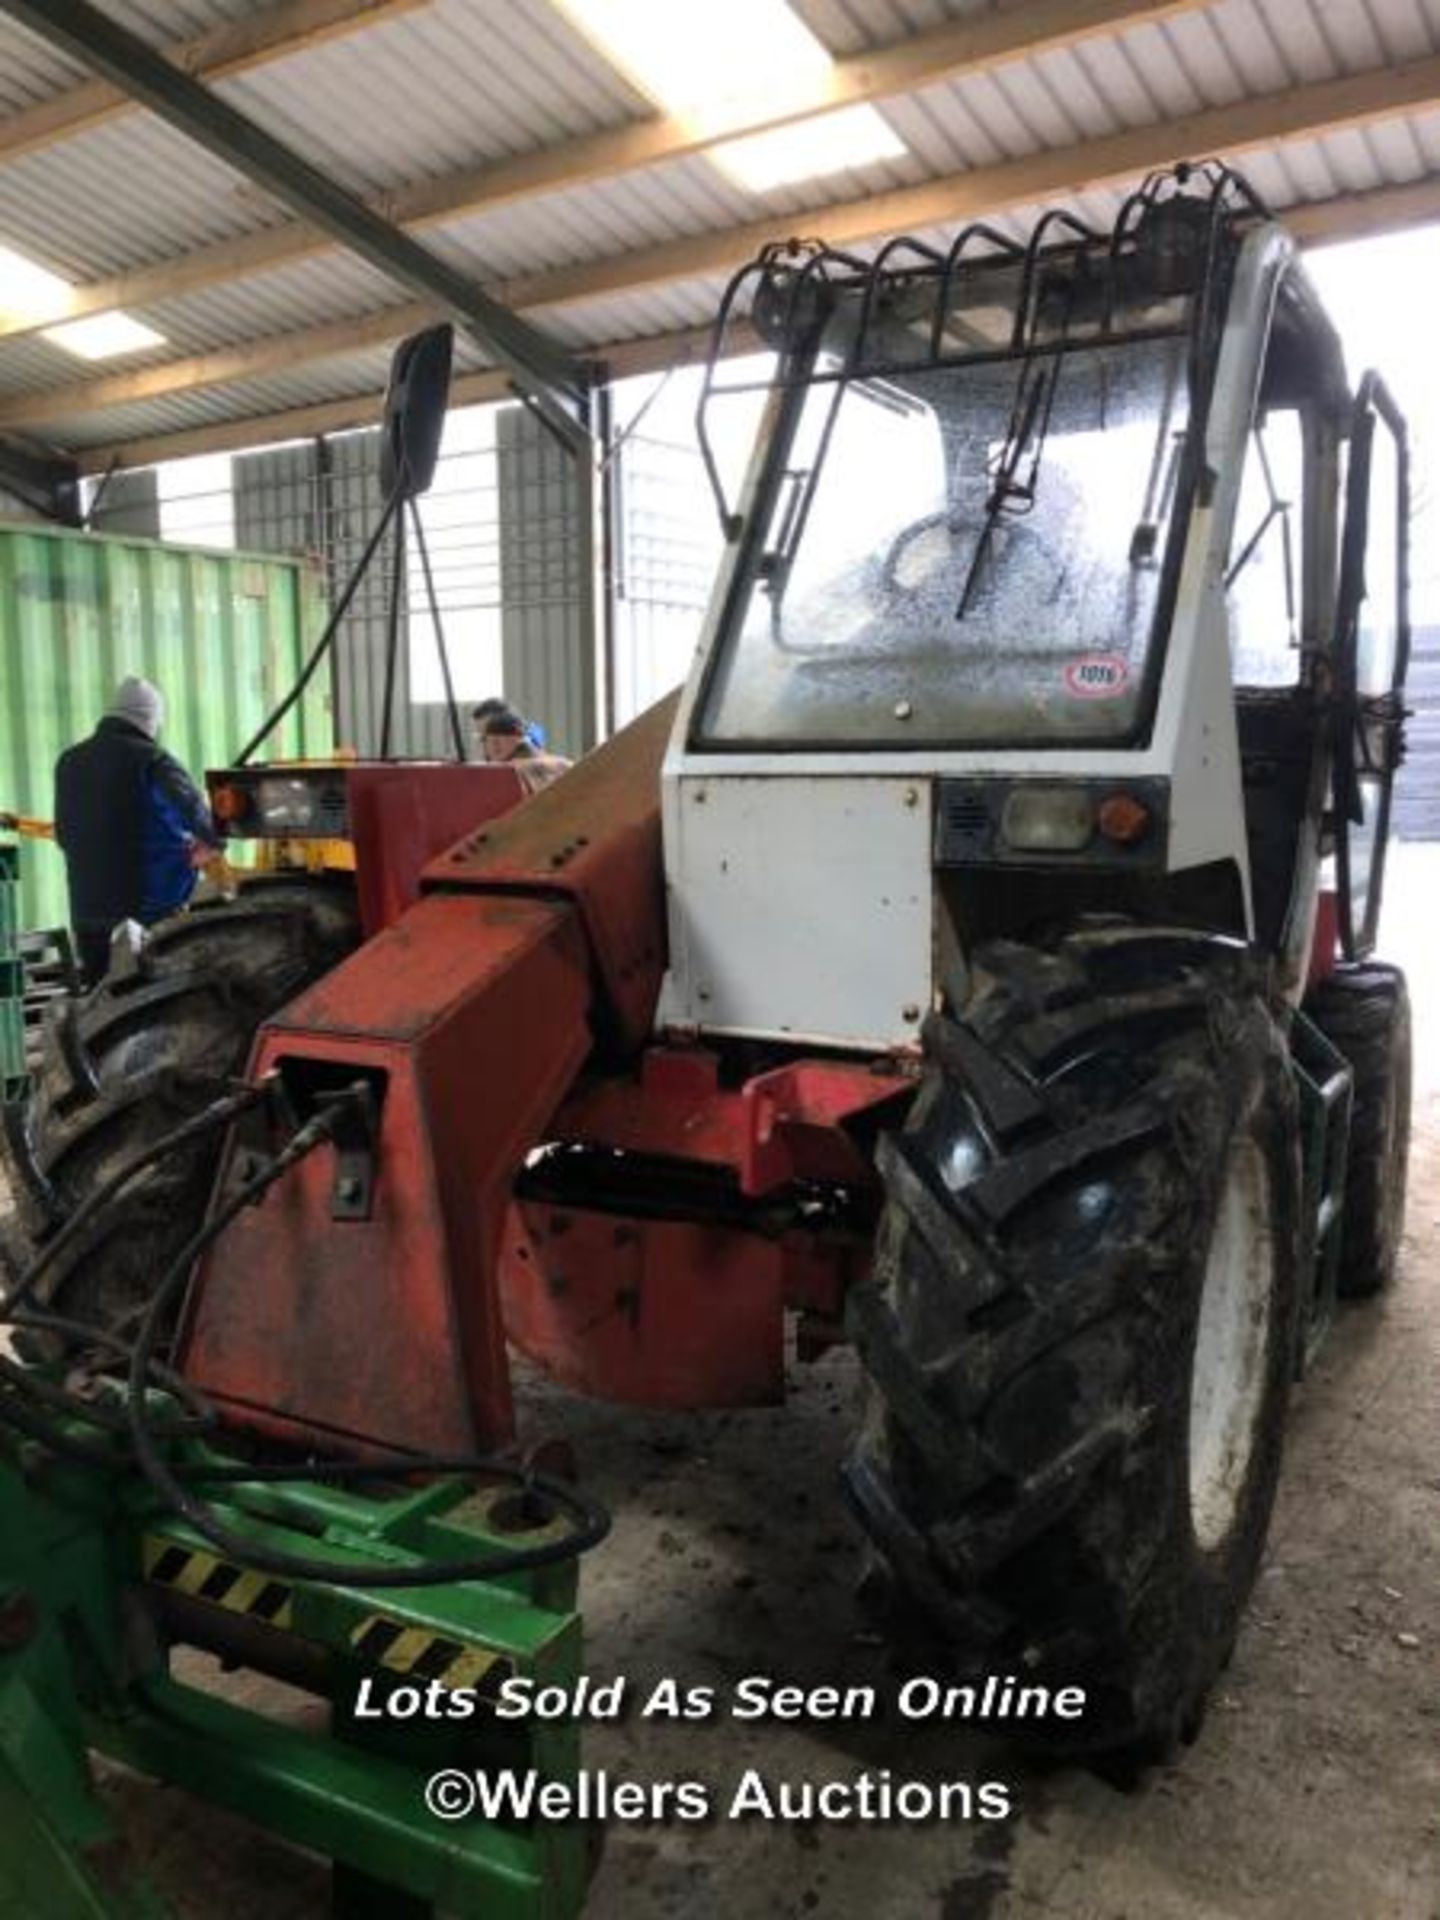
[
  {"left": 0, "top": 844, "right": 81, "bottom": 1101},
  {"left": 18, "top": 927, "right": 80, "bottom": 1081}
]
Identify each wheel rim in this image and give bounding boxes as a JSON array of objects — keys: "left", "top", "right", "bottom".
[{"left": 1188, "top": 1136, "right": 1276, "bottom": 1552}]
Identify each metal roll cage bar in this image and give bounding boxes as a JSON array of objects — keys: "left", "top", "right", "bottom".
[{"left": 694, "top": 159, "right": 1273, "bottom": 541}]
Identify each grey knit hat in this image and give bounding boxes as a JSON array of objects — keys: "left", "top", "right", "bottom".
[{"left": 110, "top": 675, "right": 164, "bottom": 738}]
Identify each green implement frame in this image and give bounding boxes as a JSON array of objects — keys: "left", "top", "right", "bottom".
[{"left": 0, "top": 1421, "right": 587, "bottom": 1918}]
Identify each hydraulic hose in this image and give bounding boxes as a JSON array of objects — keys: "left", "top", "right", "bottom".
[
  {"left": 1, "top": 1078, "right": 611, "bottom": 1586},
  {"left": 0, "top": 1082, "right": 264, "bottom": 1320},
  {"left": 119, "top": 1085, "right": 610, "bottom": 1587}
]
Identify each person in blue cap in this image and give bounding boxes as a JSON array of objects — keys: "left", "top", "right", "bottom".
[
  {"left": 470, "top": 700, "right": 571, "bottom": 793},
  {"left": 471, "top": 696, "right": 548, "bottom": 753}
]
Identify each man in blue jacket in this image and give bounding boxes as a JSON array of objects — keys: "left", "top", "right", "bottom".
[{"left": 54, "top": 676, "right": 219, "bottom": 984}]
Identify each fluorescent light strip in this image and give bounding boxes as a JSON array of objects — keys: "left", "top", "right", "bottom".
[
  {"left": 0, "top": 242, "right": 73, "bottom": 328},
  {"left": 557, "top": 0, "right": 906, "bottom": 190},
  {"left": 715, "top": 106, "right": 905, "bottom": 193},
  {"left": 1, "top": 238, "right": 166, "bottom": 357},
  {"left": 42, "top": 313, "right": 166, "bottom": 360}
]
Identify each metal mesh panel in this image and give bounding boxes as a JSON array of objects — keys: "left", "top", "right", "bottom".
[
  {"left": 496, "top": 406, "right": 594, "bottom": 759},
  {"left": 610, "top": 418, "right": 717, "bottom": 728}
]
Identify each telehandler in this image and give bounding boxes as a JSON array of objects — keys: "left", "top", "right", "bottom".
[{"left": 0, "top": 161, "right": 1413, "bottom": 1907}]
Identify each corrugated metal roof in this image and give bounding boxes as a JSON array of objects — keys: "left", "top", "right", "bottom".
[
  {"left": 796, "top": 0, "right": 1000, "bottom": 50},
  {"left": 0, "top": 23, "right": 87, "bottom": 112},
  {"left": 2, "top": 0, "right": 1440, "bottom": 457},
  {"left": 0, "top": 251, "right": 400, "bottom": 399},
  {"left": 102, "top": 2, "right": 264, "bottom": 34},
  {"left": 39, "top": 344, "right": 412, "bottom": 448},
  {"left": 0, "top": 116, "right": 280, "bottom": 279},
  {"left": 0, "top": 0, "right": 281, "bottom": 118},
  {"left": 217, "top": 0, "right": 652, "bottom": 198},
  {"left": 138, "top": 249, "right": 400, "bottom": 352},
  {"left": 37, "top": 326, "right": 500, "bottom": 449}
]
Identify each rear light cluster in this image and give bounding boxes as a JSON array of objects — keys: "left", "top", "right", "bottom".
[
  {"left": 999, "top": 785, "right": 1153, "bottom": 853},
  {"left": 206, "top": 773, "right": 349, "bottom": 838}
]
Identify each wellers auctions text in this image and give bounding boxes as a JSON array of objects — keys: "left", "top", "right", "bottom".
[
  {"left": 360, "top": 1672, "right": 1087, "bottom": 1725},
  {"left": 423, "top": 1767, "right": 1013, "bottom": 1825}
]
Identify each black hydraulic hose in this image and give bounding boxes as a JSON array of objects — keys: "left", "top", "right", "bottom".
[
  {"left": 0, "top": 1383, "right": 126, "bottom": 1466},
  {"left": 0, "top": 1350, "right": 184, "bottom": 1435},
  {"left": 0, "top": 1081, "right": 610, "bottom": 1581},
  {"left": 0, "top": 1083, "right": 264, "bottom": 1321},
  {"left": 123, "top": 1090, "right": 611, "bottom": 1588},
  {"left": 0, "top": 1308, "right": 213, "bottom": 1434}
]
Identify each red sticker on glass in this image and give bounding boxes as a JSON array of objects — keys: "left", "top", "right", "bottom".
[{"left": 1064, "top": 654, "right": 1129, "bottom": 698}]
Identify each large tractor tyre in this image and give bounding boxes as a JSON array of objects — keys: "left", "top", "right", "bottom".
[
  {"left": 0, "top": 875, "right": 358, "bottom": 1340},
  {"left": 845, "top": 924, "right": 1303, "bottom": 1760},
  {"left": 1305, "top": 963, "right": 1411, "bottom": 1299}
]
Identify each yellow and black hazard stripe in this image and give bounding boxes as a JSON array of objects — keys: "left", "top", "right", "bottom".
[
  {"left": 142, "top": 1537, "right": 294, "bottom": 1631},
  {"left": 349, "top": 1614, "right": 513, "bottom": 1695}
]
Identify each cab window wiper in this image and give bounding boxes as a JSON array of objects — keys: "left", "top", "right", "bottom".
[{"left": 955, "top": 351, "right": 1061, "bottom": 620}]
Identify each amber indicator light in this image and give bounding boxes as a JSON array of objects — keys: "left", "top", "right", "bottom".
[
  {"left": 211, "top": 783, "right": 251, "bottom": 823},
  {"left": 1097, "top": 794, "right": 1151, "bottom": 844}
]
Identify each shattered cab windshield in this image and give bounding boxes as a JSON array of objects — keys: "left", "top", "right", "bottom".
[{"left": 697, "top": 329, "right": 1192, "bottom": 748}]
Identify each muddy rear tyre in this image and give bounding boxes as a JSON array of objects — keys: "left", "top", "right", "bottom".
[
  {"left": 0, "top": 875, "right": 357, "bottom": 1339},
  {"left": 845, "top": 924, "right": 1302, "bottom": 1759},
  {"left": 1305, "top": 963, "right": 1411, "bottom": 1299}
]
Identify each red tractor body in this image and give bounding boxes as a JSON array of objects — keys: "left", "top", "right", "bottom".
[
  {"left": 206, "top": 760, "right": 529, "bottom": 937},
  {"left": 181, "top": 700, "right": 911, "bottom": 1456}
]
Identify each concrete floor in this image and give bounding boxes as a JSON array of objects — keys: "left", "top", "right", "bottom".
[{"left": 96, "top": 847, "right": 1440, "bottom": 1919}]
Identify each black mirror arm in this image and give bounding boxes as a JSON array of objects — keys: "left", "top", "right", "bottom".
[{"left": 236, "top": 485, "right": 404, "bottom": 767}]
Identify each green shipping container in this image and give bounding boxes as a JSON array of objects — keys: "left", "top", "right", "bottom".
[{"left": 0, "top": 522, "right": 333, "bottom": 936}]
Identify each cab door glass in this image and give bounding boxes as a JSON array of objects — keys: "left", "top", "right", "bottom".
[
  {"left": 1334, "top": 376, "right": 1410, "bottom": 958},
  {"left": 1227, "top": 408, "right": 1304, "bottom": 687},
  {"left": 1356, "top": 424, "right": 1400, "bottom": 697}
]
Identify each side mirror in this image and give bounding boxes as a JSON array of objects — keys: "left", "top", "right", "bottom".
[{"left": 380, "top": 323, "right": 454, "bottom": 500}]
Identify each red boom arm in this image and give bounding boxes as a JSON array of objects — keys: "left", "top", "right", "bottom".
[{"left": 179, "top": 698, "right": 677, "bottom": 1455}]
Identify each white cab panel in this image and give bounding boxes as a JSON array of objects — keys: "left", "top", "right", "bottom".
[
  {"left": 655, "top": 224, "right": 1307, "bottom": 1047},
  {"left": 658, "top": 775, "right": 932, "bottom": 1050}
]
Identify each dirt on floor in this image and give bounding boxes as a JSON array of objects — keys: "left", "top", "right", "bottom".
[{"left": 93, "top": 847, "right": 1440, "bottom": 1919}]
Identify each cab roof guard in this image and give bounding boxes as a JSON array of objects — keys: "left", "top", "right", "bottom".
[{"left": 694, "top": 159, "right": 1273, "bottom": 540}]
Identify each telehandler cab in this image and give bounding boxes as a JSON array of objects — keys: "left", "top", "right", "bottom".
[{"left": 0, "top": 162, "right": 1413, "bottom": 1789}]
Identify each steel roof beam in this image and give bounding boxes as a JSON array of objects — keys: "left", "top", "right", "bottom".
[
  {"left": 0, "top": 0, "right": 590, "bottom": 451},
  {"left": 9, "top": 38, "right": 1440, "bottom": 442},
  {"left": 56, "top": 149, "right": 1436, "bottom": 473},
  {"left": 0, "top": 0, "right": 1202, "bottom": 345},
  {"left": 70, "top": 323, "right": 750, "bottom": 472}
]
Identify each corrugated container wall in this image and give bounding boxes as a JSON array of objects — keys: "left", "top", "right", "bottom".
[{"left": 0, "top": 521, "right": 332, "bottom": 934}]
